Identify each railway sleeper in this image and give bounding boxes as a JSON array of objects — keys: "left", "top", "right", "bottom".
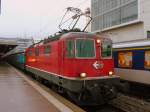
[{"left": 110, "top": 93, "right": 150, "bottom": 112}]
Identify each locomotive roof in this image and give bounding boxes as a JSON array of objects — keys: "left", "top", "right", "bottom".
[
  {"left": 61, "top": 32, "right": 112, "bottom": 41},
  {"left": 61, "top": 32, "right": 96, "bottom": 39},
  {"left": 29, "top": 31, "right": 110, "bottom": 48}
]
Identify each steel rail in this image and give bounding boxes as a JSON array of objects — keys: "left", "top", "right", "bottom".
[{"left": 110, "top": 93, "right": 150, "bottom": 112}]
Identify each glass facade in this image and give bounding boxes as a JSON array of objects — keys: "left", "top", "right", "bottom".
[{"left": 91, "top": 0, "right": 138, "bottom": 31}]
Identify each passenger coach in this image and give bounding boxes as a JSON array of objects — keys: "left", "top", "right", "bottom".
[{"left": 113, "top": 40, "right": 150, "bottom": 85}]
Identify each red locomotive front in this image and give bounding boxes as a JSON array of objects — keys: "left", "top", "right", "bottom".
[
  {"left": 61, "top": 33, "right": 114, "bottom": 78},
  {"left": 26, "top": 32, "right": 119, "bottom": 105}
]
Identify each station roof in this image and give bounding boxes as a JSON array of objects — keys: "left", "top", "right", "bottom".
[
  {"left": 2, "top": 38, "right": 34, "bottom": 58},
  {"left": 0, "top": 37, "right": 33, "bottom": 59},
  {"left": 0, "top": 37, "right": 18, "bottom": 58},
  {"left": 0, "top": 37, "right": 18, "bottom": 45}
]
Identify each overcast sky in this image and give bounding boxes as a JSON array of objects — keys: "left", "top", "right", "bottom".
[{"left": 0, "top": 0, "right": 90, "bottom": 39}]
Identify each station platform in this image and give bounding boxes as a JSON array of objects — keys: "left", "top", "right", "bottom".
[{"left": 0, "top": 62, "right": 70, "bottom": 112}]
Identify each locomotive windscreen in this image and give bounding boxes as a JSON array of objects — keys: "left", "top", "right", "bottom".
[{"left": 76, "top": 39, "right": 95, "bottom": 58}]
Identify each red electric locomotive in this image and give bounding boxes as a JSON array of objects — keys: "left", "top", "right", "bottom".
[
  {"left": 25, "top": 7, "right": 119, "bottom": 105},
  {"left": 25, "top": 31, "right": 119, "bottom": 105}
]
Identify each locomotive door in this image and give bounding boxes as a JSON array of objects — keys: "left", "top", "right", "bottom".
[{"left": 60, "top": 39, "right": 75, "bottom": 77}]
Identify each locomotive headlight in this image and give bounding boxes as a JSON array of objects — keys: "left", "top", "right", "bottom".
[
  {"left": 109, "top": 71, "right": 113, "bottom": 76},
  {"left": 80, "top": 73, "right": 87, "bottom": 78},
  {"left": 96, "top": 39, "right": 101, "bottom": 44}
]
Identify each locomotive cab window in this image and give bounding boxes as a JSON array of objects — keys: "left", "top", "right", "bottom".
[
  {"left": 101, "top": 40, "right": 112, "bottom": 58},
  {"left": 66, "top": 40, "right": 74, "bottom": 58},
  {"left": 76, "top": 39, "right": 95, "bottom": 58},
  {"left": 28, "top": 50, "right": 32, "bottom": 56},
  {"left": 35, "top": 48, "right": 39, "bottom": 56}
]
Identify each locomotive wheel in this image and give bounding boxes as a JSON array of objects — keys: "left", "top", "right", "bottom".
[
  {"left": 51, "top": 84, "right": 59, "bottom": 92},
  {"left": 66, "top": 91, "right": 81, "bottom": 104},
  {"left": 35, "top": 75, "right": 44, "bottom": 83}
]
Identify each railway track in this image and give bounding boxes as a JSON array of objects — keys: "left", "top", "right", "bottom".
[{"left": 110, "top": 93, "right": 150, "bottom": 112}]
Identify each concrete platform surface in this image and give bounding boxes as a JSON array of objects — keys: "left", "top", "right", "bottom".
[{"left": 0, "top": 62, "right": 60, "bottom": 112}]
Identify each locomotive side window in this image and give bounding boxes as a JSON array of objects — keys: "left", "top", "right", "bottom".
[
  {"left": 44, "top": 45, "right": 51, "bottom": 55},
  {"left": 28, "top": 50, "right": 32, "bottom": 56},
  {"left": 35, "top": 48, "right": 39, "bottom": 56},
  {"left": 76, "top": 39, "right": 95, "bottom": 58},
  {"left": 145, "top": 51, "right": 150, "bottom": 69},
  {"left": 101, "top": 40, "right": 112, "bottom": 58},
  {"left": 118, "top": 52, "right": 133, "bottom": 68},
  {"left": 66, "top": 40, "right": 74, "bottom": 58}
]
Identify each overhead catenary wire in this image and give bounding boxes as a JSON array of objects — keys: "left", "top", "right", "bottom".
[
  {"left": 32, "top": 0, "right": 91, "bottom": 39},
  {"left": 37, "top": 0, "right": 150, "bottom": 39},
  {"left": 41, "top": 0, "right": 90, "bottom": 32}
]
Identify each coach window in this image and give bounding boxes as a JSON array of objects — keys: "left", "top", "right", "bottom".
[
  {"left": 66, "top": 40, "right": 74, "bottom": 58},
  {"left": 118, "top": 52, "right": 133, "bottom": 68},
  {"left": 35, "top": 48, "right": 39, "bottom": 56},
  {"left": 145, "top": 51, "right": 150, "bottom": 69},
  {"left": 44, "top": 45, "right": 51, "bottom": 55}
]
